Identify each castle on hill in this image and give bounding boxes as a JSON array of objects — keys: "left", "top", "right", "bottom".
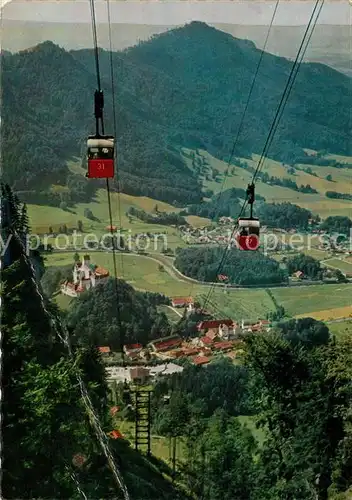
[{"left": 61, "top": 254, "right": 109, "bottom": 297}]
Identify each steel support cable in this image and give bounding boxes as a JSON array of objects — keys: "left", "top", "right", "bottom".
[
  {"left": 213, "top": 0, "right": 280, "bottom": 215},
  {"left": 89, "top": 0, "right": 105, "bottom": 135},
  {"left": 105, "top": 0, "right": 125, "bottom": 365},
  {"left": 251, "top": 0, "right": 324, "bottom": 181},
  {"left": 202, "top": 0, "right": 324, "bottom": 313},
  {"left": 89, "top": 0, "right": 125, "bottom": 366},
  {"left": 89, "top": 0, "right": 101, "bottom": 92},
  {"left": 106, "top": 0, "right": 125, "bottom": 279},
  {"left": 255, "top": 0, "right": 325, "bottom": 179},
  {"left": 186, "top": 1, "right": 279, "bottom": 301},
  {"left": 200, "top": 199, "right": 248, "bottom": 312},
  {"left": 87, "top": 1, "right": 129, "bottom": 496}
]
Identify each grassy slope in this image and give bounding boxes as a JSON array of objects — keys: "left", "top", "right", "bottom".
[
  {"left": 28, "top": 159, "right": 209, "bottom": 236},
  {"left": 185, "top": 148, "right": 352, "bottom": 219},
  {"left": 323, "top": 258, "right": 352, "bottom": 274},
  {"left": 272, "top": 284, "right": 352, "bottom": 317}
]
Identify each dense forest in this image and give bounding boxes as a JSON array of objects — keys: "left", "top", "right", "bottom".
[
  {"left": 326, "top": 191, "right": 352, "bottom": 201},
  {"left": 174, "top": 246, "right": 287, "bottom": 285},
  {"left": 187, "top": 189, "right": 317, "bottom": 231},
  {"left": 187, "top": 187, "right": 265, "bottom": 221},
  {"left": 2, "top": 22, "right": 351, "bottom": 209},
  {"left": 257, "top": 202, "right": 318, "bottom": 230},
  {"left": 2, "top": 184, "right": 189, "bottom": 499},
  {"left": 286, "top": 253, "right": 323, "bottom": 279},
  {"left": 66, "top": 278, "right": 172, "bottom": 348},
  {"left": 320, "top": 216, "right": 352, "bottom": 236}
]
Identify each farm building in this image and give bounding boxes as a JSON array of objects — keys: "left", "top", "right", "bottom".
[
  {"left": 193, "top": 356, "right": 211, "bottom": 366},
  {"left": 171, "top": 297, "right": 194, "bottom": 311},
  {"left": 149, "top": 335, "right": 182, "bottom": 353},
  {"left": 197, "top": 319, "right": 234, "bottom": 333},
  {"left": 124, "top": 344, "right": 143, "bottom": 357}
]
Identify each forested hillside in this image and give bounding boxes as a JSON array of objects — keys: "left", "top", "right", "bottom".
[
  {"left": 66, "top": 280, "right": 172, "bottom": 348},
  {"left": 174, "top": 246, "right": 287, "bottom": 285},
  {"left": 150, "top": 321, "right": 352, "bottom": 499},
  {"left": 2, "top": 21, "right": 351, "bottom": 208},
  {"left": 2, "top": 183, "right": 190, "bottom": 499}
]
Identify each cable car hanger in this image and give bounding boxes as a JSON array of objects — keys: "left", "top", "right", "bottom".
[
  {"left": 236, "top": 183, "right": 260, "bottom": 251},
  {"left": 86, "top": 89, "right": 115, "bottom": 179}
]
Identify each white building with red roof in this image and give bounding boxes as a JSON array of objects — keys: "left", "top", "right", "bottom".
[
  {"left": 61, "top": 254, "right": 109, "bottom": 297},
  {"left": 171, "top": 297, "right": 194, "bottom": 313}
]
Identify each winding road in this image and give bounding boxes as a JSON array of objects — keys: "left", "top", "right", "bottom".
[{"left": 49, "top": 247, "right": 352, "bottom": 291}]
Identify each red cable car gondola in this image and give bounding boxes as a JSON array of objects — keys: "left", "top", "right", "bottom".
[
  {"left": 236, "top": 217, "right": 260, "bottom": 251},
  {"left": 86, "top": 135, "right": 115, "bottom": 179}
]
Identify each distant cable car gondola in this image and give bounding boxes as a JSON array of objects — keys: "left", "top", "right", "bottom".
[
  {"left": 236, "top": 183, "right": 260, "bottom": 251},
  {"left": 236, "top": 217, "right": 260, "bottom": 251},
  {"left": 86, "top": 135, "right": 114, "bottom": 179}
]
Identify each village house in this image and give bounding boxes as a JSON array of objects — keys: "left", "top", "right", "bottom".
[
  {"left": 241, "top": 319, "right": 258, "bottom": 331},
  {"left": 218, "top": 322, "right": 241, "bottom": 339},
  {"left": 180, "top": 347, "right": 200, "bottom": 357},
  {"left": 167, "top": 349, "right": 184, "bottom": 359},
  {"left": 219, "top": 216, "right": 233, "bottom": 225},
  {"left": 197, "top": 319, "right": 234, "bottom": 335},
  {"left": 199, "top": 336, "right": 214, "bottom": 347},
  {"left": 149, "top": 335, "right": 182, "bottom": 354},
  {"left": 199, "top": 347, "right": 212, "bottom": 357},
  {"left": 129, "top": 366, "right": 150, "bottom": 385},
  {"left": 213, "top": 341, "right": 234, "bottom": 352},
  {"left": 123, "top": 344, "right": 143, "bottom": 357},
  {"left": 108, "top": 430, "right": 123, "bottom": 440},
  {"left": 193, "top": 355, "right": 211, "bottom": 366},
  {"left": 292, "top": 270, "right": 304, "bottom": 280},
  {"left": 171, "top": 297, "right": 194, "bottom": 310}
]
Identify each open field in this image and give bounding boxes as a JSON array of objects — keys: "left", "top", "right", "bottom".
[
  {"left": 47, "top": 251, "right": 352, "bottom": 320},
  {"left": 295, "top": 306, "right": 352, "bottom": 321},
  {"left": 186, "top": 148, "right": 352, "bottom": 219},
  {"left": 275, "top": 284, "right": 352, "bottom": 318},
  {"left": 158, "top": 305, "right": 182, "bottom": 324},
  {"left": 237, "top": 415, "right": 266, "bottom": 446},
  {"left": 328, "top": 320, "right": 352, "bottom": 339},
  {"left": 322, "top": 258, "right": 352, "bottom": 274},
  {"left": 112, "top": 419, "right": 187, "bottom": 464},
  {"left": 113, "top": 414, "right": 264, "bottom": 466},
  {"left": 27, "top": 187, "right": 209, "bottom": 251},
  {"left": 54, "top": 292, "right": 73, "bottom": 311}
]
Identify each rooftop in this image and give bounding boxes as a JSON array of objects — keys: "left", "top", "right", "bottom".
[
  {"left": 193, "top": 356, "right": 211, "bottom": 366},
  {"left": 172, "top": 296, "right": 194, "bottom": 305},
  {"left": 98, "top": 346, "right": 110, "bottom": 353},
  {"left": 197, "top": 319, "right": 233, "bottom": 330},
  {"left": 213, "top": 341, "right": 233, "bottom": 350}
]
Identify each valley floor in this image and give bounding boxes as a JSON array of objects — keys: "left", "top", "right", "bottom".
[{"left": 47, "top": 250, "right": 352, "bottom": 322}]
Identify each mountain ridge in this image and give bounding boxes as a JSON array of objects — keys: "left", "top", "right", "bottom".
[{"left": 2, "top": 22, "right": 351, "bottom": 207}]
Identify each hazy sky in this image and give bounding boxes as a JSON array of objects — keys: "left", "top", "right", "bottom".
[{"left": 1, "top": 1, "right": 351, "bottom": 25}]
